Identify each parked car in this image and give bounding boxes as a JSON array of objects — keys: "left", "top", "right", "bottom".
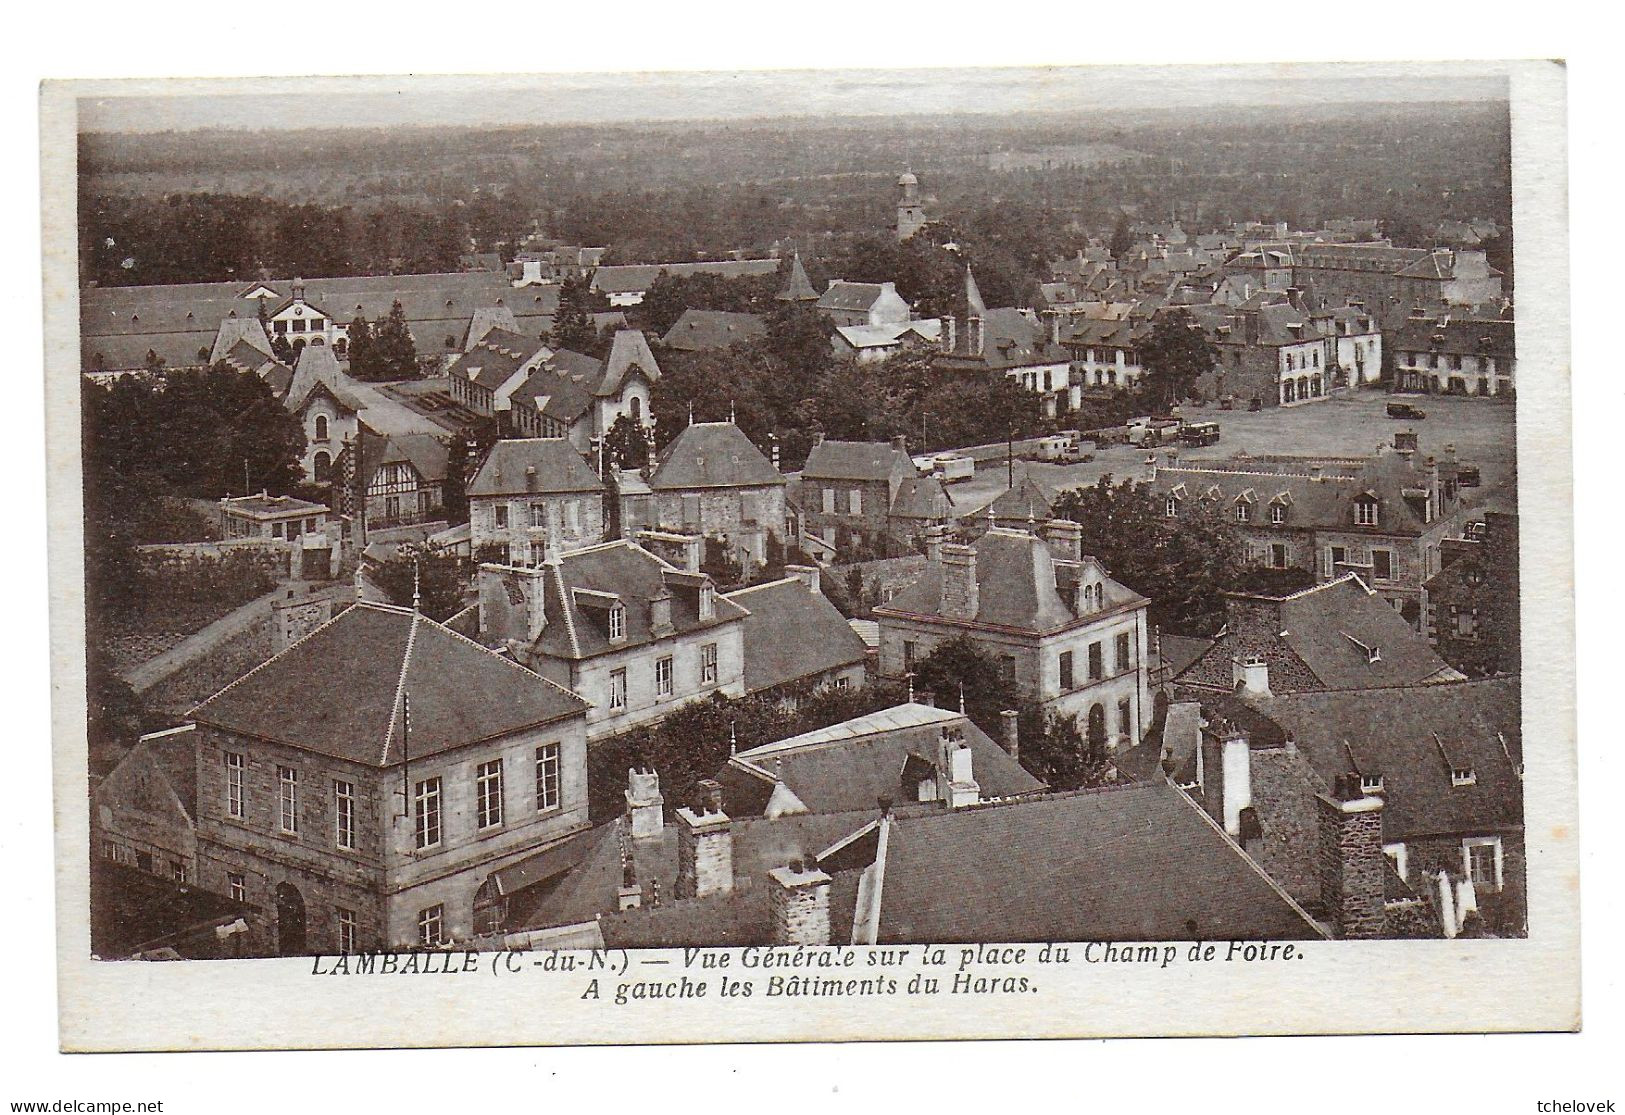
[
  {"left": 1387, "top": 402, "right": 1428, "bottom": 420},
  {"left": 1180, "top": 421, "right": 1221, "bottom": 447}
]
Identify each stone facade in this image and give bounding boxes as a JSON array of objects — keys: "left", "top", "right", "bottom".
[
  {"left": 1314, "top": 783, "right": 1387, "bottom": 939},
  {"left": 675, "top": 805, "right": 733, "bottom": 900},
  {"left": 470, "top": 491, "right": 606, "bottom": 562},
  {"left": 769, "top": 864, "right": 833, "bottom": 945},
  {"left": 192, "top": 715, "right": 590, "bottom": 954}
]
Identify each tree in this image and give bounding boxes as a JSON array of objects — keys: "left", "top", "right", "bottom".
[
  {"left": 346, "top": 314, "right": 375, "bottom": 376},
  {"left": 441, "top": 434, "right": 473, "bottom": 526},
  {"left": 550, "top": 275, "right": 598, "bottom": 353},
  {"left": 1138, "top": 309, "right": 1218, "bottom": 413},
  {"left": 603, "top": 413, "right": 650, "bottom": 470},
  {"left": 1109, "top": 214, "right": 1134, "bottom": 259},
  {"left": 369, "top": 548, "right": 467, "bottom": 622},
  {"left": 366, "top": 299, "right": 418, "bottom": 380},
  {"left": 1052, "top": 476, "right": 1245, "bottom": 635}
]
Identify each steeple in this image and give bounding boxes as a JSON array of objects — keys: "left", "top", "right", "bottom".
[
  {"left": 777, "top": 252, "right": 819, "bottom": 303},
  {"left": 964, "top": 264, "right": 988, "bottom": 319}
]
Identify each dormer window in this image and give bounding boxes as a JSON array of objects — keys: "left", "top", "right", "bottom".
[
  {"left": 1451, "top": 767, "right": 1476, "bottom": 788},
  {"left": 1165, "top": 496, "right": 1178, "bottom": 518},
  {"left": 1360, "top": 773, "right": 1384, "bottom": 795},
  {"left": 699, "top": 583, "right": 716, "bottom": 621},
  {"left": 1236, "top": 502, "right": 1251, "bottom": 523},
  {"left": 608, "top": 603, "right": 626, "bottom": 641},
  {"left": 1269, "top": 504, "right": 1286, "bottom": 525},
  {"left": 1354, "top": 498, "right": 1379, "bottom": 527}
]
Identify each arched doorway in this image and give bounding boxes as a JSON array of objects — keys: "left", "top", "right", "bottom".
[
  {"left": 1086, "top": 704, "right": 1108, "bottom": 760},
  {"left": 275, "top": 882, "right": 307, "bottom": 956},
  {"left": 473, "top": 877, "right": 505, "bottom": 937},
  {"left": 629, "top": 395, "right": 642, "bottom": 422},
  {"left": 313, "top": 451, "right": 332, "bottom": 483}
]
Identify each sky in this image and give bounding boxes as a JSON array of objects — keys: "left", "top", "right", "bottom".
[{"left": 75, "top": 63, "right": 1511, "bottom": 134}]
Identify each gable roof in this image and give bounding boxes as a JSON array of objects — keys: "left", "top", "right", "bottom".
[
  {"left": 817, "top": 280, "right": 904, "bottom": 313},
  {"left": 870, "top": 783, "right": 1324, "bottom": 942},
  {"left": 284, "top": 344, "right": 356, "bottom": 413},
  {"left": 1251, "top": 677, "right": 1522, "bottom": 841},
  {"left": 660, "top": 309, "right": 767, "bottom": 352},
  {"left": 1176, "top": 576, "right": 1462, "bottom": 692},
  {"left": 209, "top": 316, "right": 274, "bottom": 365},
  {"left": 887, "top": 473, "right": 956, "bottom": 521},
  {"left": 722, "top": 576, "right": 869, "bottom": 694},
  {"left": 647, "top": 422, "right": 784, "bottom": 490},
  {"left": 590, "top": 259, "right": 781, "bottom": 295},
  {"left": 720, "top": 702, "right": 1043, "bottom": 815},
  {"left": 189, "top": 602, "right": 588, "bottom": 765},
  {"left": 467, "top": 438, "right": 603, "bottom": 498},
  {"left": 357, "top": 431, "right": 449, "bottom": 486}
]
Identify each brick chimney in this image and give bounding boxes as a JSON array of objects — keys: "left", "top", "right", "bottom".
[
  {"left": 626, "top": 768, "right": 664, "bottom": 840},
  {"left": 1315, "top": 773, "right": 1386, "bottom": 939},
  {"left": 936, "top": 724, "right": 980, "bottom": 808},
  {"left": 478, "top": 562, "right": 548, "bottom": 644},
  {"left": 675, "top": 794, "right": 733, "bottom": 900},
  {"left": 1000, "top": 709, "right": 1020, "bottom": 762},
  {"left": 1199, "top": 718, "right": 1252, "bottom": 839},
  {"left": 940, "top": 543, "right": 979, "bottom": 620},
  {"left": 768, "top": 859, "right": 832, "bottom": 945},
  {"left": 785, "top": 564, "right": 821, "bottom": 595},
  {"left": 1041, "top": 518, "right": 1083, "bottom": 563},
  {"left": 1232, "top": 655, "right": 1270, "bottom": 698},
  {"left": 942, "top": 315, "right": 957, "bottom": 353}
]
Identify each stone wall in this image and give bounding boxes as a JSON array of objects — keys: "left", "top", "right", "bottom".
[{"left": 1314, "top": 792, "right": 1386, "bottom": 939}]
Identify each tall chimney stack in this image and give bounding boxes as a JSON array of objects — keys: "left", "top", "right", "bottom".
[
  {"left": 940, "top": 543, "right": 979, "bottom": 620},
  {"left": 1041, "top": 518, "right": 1083, "bottom": 563},
  {"left": 768, "top": 859, "right": 832, "bottom": 945},
  {"left": 1315, "top": 773, "right": 1386, "bottom": 939},
  {"left": 626, "top": 768, "right": 664, "bottom": 840},
  {"left": 1200, "top": 718, "right": 1253, "bottom": 839},
  {"left": 675, "top": 794, "right": 733, "bottom": 900},
  {"left": 1000, "top": 709, "right": 1020, "bottom": 762}
]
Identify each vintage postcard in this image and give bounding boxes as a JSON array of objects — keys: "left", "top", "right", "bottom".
[{"left": 42, "top": 59, "right": 1576, "bottom": 1051}]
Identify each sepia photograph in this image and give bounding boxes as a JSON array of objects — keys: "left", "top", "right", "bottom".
[{"left": 39, "top": 56, "right": 1577, "bottom": 1054}]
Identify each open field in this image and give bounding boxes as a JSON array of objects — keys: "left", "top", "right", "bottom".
[{"left": 949, "top": 390, "right": 1518, "bottom": 517}]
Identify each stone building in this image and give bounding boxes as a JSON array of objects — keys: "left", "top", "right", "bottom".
[
  {"left": 466, "top": 438, "right": 607, "bottom": 563},
  {"left": 873, "top": 522, "right": 1153, "bottom": 754},
  {"left": 476, "top": 538, "right": 747, "bottom": 738},
  {"left": 283, "top": 345, "right": 363, "bottom": 483},
  {"left": 722, "top": 565, "right": 869, "bottom": 699},
  {"left": 94, "top": 725, "right": 202, "bottom": 886},
  {"left": 894, "top": 168, "right": 927, "bottom": 241},
  {"left": 1149, "top": 440, "right": 1474, "bottom": 626},
  {"left": 186, "top": 600, "right": 593, "bottom": 954},
  {"left": 335, "top": 431, "right": 448, "bottom": 531},
  {"left": 815, "top": 281, "right": 912, "bottom": 329},
  {"left": 797, "top": 435, "right": 929, "bottom": 559},
  {"left": 1391, "top": 315, "right": 1516, "bottom": 397},
  {"left": 626, "top": 420, "right": 787, "bottom": 569},
  {"left": 1423, "top": 511, "right": 1521, "bottom": 676}
]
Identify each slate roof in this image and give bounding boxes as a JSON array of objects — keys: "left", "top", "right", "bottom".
[
  {"left": 356, "top": 431, "right": 449, "bottom": 486},
  {"left": 91, "top": 861, "right": 255, "bottom": 960},
  {"left": 833, "top": 320, "right": 943, "bottom": 350},
  {"left": 777, "top": 253, "right": 819, "bottom": 302},
  {"left": 82, "top": 271, "right": 555, "bottom": 371},
  {"left": 816, "top": 280, "right": 900, "bottom": 313},
  {"left": 528, "top": 540, "right": 748, "bottom": 662},
  {"left": 870, "top": 783, "right": 1324, "bottom": 942},
  {"left": 597, "top": 330, "right": 662, "bottom": 396},
  {"left": 723, "top": 576, "right": 870, "bottom": 694},
  {"left": 284, "top": 344, "right": 360, "bottom": 413},
  {"left": 660, "top": 309, "right": 767, "bottom": 352},
  {"left": 877, "top": 528, "right": 1147, "bottom": 635},
  {"left": 987, "top": 474, "right": 1055, "bottom": 524},
  {"left": 647, "top": 422, "right": 784, "bottom": 490},
  {"left": 1391, "top": 316, "right": 1515, "bottom": 361},
  {"left": 1252, "top": 677, "right": 1522, "bottom": 841},
  {"left": 590, "top": 259, "right": 781, "bottom": 296},
  {"left": 189, "top": 602, "right": 588, "bottom": 765},
  {"left": 467, "top": 438, "right": 604, "bottom": 497},
  {"left": 446, "top": 331, "right": 545, "bottom": 391},
  {"left": 940, "top": 307, "right": 1070, "bottom": 371},
  {"left": 801, "top": 439, "right": 913, "bottom": 482},
  {"left": 507, "top": 366, "right": 597, "bottom": 425},
  {"left": 887, "top": 474, "right": 956, "bottom": 521},
  {"left": 1175, "top": 577, "right": 1462, "bottom": 692},
  {"left": 209, "top": 316, "right": 275, "bottom": 365},
  {"left": 719, "top": 702, "right": 1044, "bottom": 816}
]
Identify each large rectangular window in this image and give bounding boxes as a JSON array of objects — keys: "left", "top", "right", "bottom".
[
  {"left": 277, "top": 766, "right": 299, "bottom": 835},
  {"left": 1059, "top": 651, "right": 1074, "bottom": 690},
  {"left": 227, "top": 873, "right": 246, "bottom": 902},
  {"left": 413, "top": 777, "right": 442, "bottom": 850},
  {"left": 700, "top": 643, "right": 719, "bottom": 685},
  {"left": 848, "top": 489, "right": 862, "bottom": 516},
  {"left": 655, "top": 655, "right": 674, "bottom": 698},
  {"left": 535, "top": 744, "right": 561, "bottom": 812},
  {"left": 1088, "top": 642, "right": 1104, "bottom": 681},
  {"left": 1115, "top": 633, "right": 1131, "bottom": 673},
  {"left": 476, "top": 759, "right": 504, "bottom": 830},
  {"left": 609, "top": 668, "right": 628, "bottom": 710},
  {"left": 334, "top": 779, "right": 355, "bottom": 850},
  {"left": 224, "top": 752, "right": 245, "bottom": 819},
  {"left": 1372, "top": 549, "right": 1394, "bottom": 580}
]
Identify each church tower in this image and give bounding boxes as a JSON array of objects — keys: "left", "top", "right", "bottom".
[{"left": 895, "top": 168, "right": 926, "bottom": 242}]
